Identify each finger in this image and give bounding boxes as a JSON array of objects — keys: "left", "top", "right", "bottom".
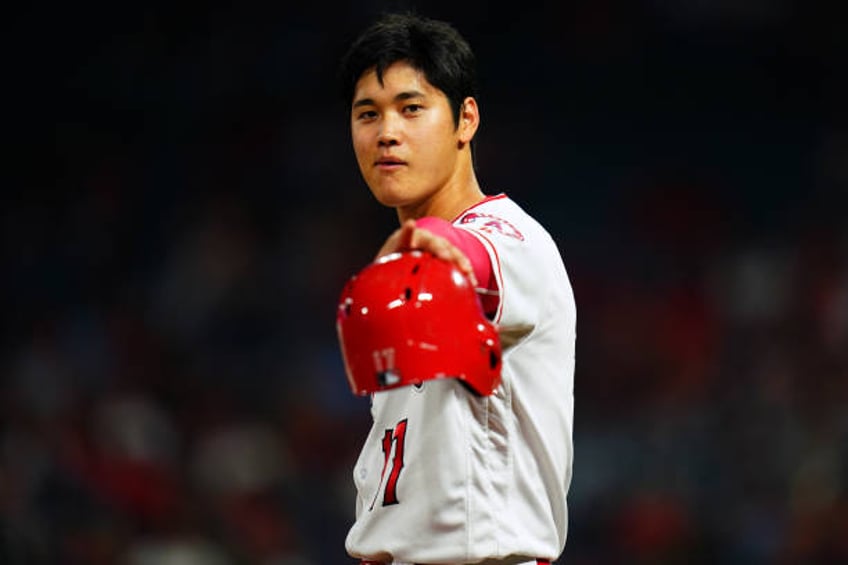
[
  {"left": 451, "top": 248, "right": 477, "bottom": 287},
  {"left": 410, "top": 229, "right": 450, "bottom": 260},
  {"left": 375, "top": 220, "right": 417, "bottom": 260},
  {"left": 410, "top": 229, "right": 478, "bottom": 287},
  {"left": 375, "top": 231, "right": 399, "bottom": 260},
  {"left": 456, "top": 253, "right": 477, "bottom": 287},
  {"left": 397, "top": 219, "right": 417, "bottom": 250}
]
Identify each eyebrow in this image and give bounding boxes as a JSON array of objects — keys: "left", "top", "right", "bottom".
[{"left": 352, "top": 90, "right": 426, "bottom": 109}]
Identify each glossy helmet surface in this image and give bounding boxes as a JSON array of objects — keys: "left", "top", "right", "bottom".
[{"left": 336, "top": 250, "right": 502, "bottom": 396}]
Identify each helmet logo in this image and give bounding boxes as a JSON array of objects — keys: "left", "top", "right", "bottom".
[
  {"left": 378, "top": 369, "right": 401, "bottom": 387},
  {"left": 373, "top": 348, "right": 398, "bottom": 387}
]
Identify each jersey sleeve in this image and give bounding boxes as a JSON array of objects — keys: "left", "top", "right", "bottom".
[{"left": 454, "top": 199, "right": 559, "bottom": 332}]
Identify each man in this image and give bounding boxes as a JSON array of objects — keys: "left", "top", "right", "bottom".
[{"left": 337, "top": 12, "right": 576, "bottom": 564}]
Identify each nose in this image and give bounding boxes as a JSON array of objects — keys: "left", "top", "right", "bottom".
[
  {"left": 377, "top": 130, "right": 399, "bottom": 147},
  {"left": 377, "top": 117, "right": 400, "bottom": 147}
]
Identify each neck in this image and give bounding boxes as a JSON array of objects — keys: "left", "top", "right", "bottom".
[{"left": 397, "top": 170, "right": 485, "bottom": 224}]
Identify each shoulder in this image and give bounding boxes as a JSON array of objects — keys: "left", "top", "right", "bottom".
[
  {"left": 455, "top": 194, "right": 527, "bottom": 238},
  {"left": 455, "top": 194, "right": 554, "bottom": 250}
]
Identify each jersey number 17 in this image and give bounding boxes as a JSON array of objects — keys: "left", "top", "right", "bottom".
[{"left": 370, "top": 419, "right": 408, "bottom": 510}]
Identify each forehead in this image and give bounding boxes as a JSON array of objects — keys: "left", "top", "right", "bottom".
[{"left": 353, "top": 62, "right": 439, "bottom": 103}]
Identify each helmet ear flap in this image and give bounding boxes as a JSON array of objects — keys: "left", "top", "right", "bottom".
[{"left": 466, "top": 323, "right": 502, "bottom": 395}]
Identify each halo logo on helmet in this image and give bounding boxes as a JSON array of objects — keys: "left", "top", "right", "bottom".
[{"left": 336, "top": 250, "right": 502, "bottom": 396}]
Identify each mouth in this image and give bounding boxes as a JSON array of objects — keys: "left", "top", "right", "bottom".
[{"left": 375, "top": 156, "right": 406, "bottom": 168}]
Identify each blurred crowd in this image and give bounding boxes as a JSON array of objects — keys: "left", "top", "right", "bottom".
[{"left": 3, "top": 1, "right": 846, "bottom": 564}]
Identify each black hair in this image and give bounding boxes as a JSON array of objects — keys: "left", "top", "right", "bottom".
[{"left": 338, "top": 12, "right": 478, "bottom": 127}]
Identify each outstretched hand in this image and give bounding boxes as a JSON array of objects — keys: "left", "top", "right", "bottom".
[{"left": 376, "top": 219, "right": 478, "bottom": 287}]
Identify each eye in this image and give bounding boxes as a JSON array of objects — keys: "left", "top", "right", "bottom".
[
  {"left": 355, "top": 109, "right": 377, "bottom": 121},
  {"left": 403, "top": 104, "right": 423, "bottom": 115}
]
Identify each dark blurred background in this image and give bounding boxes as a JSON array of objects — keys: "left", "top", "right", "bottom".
[{"left": 3, "top": 1, "right": 846, "bottom": 564}]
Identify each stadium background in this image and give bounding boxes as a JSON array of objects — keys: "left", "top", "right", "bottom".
[{"left": 4, "top": 1, "right": 846, "bottom": 563}]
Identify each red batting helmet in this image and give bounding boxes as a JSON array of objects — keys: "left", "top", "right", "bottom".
[{"left": 336, "top": 250, "right": 502, "bottom": 396}]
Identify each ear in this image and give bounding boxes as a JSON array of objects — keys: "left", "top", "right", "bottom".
[{"left": 457, "top": 96, "right": 480, "bottom": 145}]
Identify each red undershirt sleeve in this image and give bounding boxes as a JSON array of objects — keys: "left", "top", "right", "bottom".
[{"left": 414, "top": 216, "right": 498, "bottom": 317}]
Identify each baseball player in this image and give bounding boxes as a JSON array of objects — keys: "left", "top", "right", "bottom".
[{"left": 336, "top": 13, "right": 576, "bottom": 565}]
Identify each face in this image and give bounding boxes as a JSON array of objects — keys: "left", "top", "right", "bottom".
[{"left": 350, "top": 62, "right": 472, "bottom": 213}]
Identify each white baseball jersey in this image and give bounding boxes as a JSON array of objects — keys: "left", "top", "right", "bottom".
[{"left": 346, "top": 194, "right": 576, "bottom": 564}]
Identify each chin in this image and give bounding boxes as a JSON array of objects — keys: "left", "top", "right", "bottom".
[{"left": 369, "top": 186, "right": 414, "bottom": 209}]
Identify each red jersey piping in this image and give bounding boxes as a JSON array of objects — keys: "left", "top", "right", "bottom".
[{"left": 450, "top": 193, "right": 508, "bottom": 222}]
